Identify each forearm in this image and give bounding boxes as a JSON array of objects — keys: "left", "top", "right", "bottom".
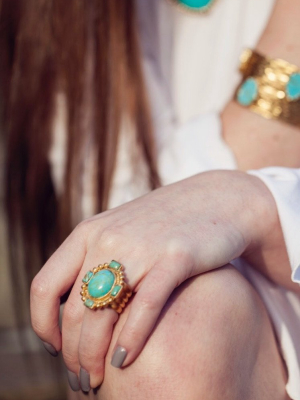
[
  {"left": 221, "top": 0, "right": 300, "bottom": 290},
  {"left": 256, "top": 0, "right": 300, "bottom": 65},
  {"left": 222, "top": 0, "right": 300, "bottom": 171}
]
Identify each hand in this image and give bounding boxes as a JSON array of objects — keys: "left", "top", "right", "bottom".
[{"left": 30, "top": 170, "right": 278, "bottom": 388}]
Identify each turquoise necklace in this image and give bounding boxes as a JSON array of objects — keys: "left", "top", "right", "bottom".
[{"left": 170, "top": 0, "right": 217, "bottom": 13}]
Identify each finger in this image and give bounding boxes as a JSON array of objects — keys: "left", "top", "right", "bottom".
[
  {"left": 110, "top": 264, "right": 184, "bottom": 368},
  {"left": 61, "top": 273, "right": 86, "bottom": 381},
  {"left": 79, "top": 308, "right": 118, "bottom": 390},
  {"left": 30, "top": 221, "right": 90, "bottom": 352},
  {"left": 63, "top": 249, "right": 125, "bottom": 390}
]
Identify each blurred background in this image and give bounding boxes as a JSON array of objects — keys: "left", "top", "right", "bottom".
[
  {"left": 0, "top": 211, "right": 67, "bottom": 399},
  {"left": 0, "top": 133, "right": 66, "bottom": 398}
]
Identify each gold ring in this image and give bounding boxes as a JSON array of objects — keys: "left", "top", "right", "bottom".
[{"left": 80, "top": 260, "right": 132, "bottom": 314}]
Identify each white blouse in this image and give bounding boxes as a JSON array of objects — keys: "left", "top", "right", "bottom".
[
  {"left": 49, "top": 0, "right": 300, "bottom": 397},
  {"left": 134, "top": 0, "right": 300, "bottom": 284},
  {"left": 136, "top": 1, "right": 300, "bottom": 398}
]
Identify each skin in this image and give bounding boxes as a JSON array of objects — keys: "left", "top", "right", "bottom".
[
  {"left": 30, "top": 171, "right": 298, "bottom": 390},
  {"left": 30, "top": 0, "right": 300, "bottom": 397},
  {"left": 222, "top": 0, "right": 300, "bottom": 171},
  {"left": 69, "top": 265, "right": 289, "bottom": 400}
]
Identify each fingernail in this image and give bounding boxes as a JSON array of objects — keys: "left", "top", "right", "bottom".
[
  {"left": 67, "top": 370, "right": 80, "bottom": 392},
  {"left": 42, "top": 341, "right": 58, "bottom": 357},
  {"left": 111, "top": 346, "right": 127, "bottom": 368},
  {"left": 80, "top": 368, "right": 90, "bottom": 392}
]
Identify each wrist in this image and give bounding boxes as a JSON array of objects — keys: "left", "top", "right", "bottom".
[
  {"left": 240, "top": 171, "right": 296, "bottom": 290},
  {"left": 206, "top": 170, "right": 293, "bottom": 289},
  {"left": 241, "top": 172, "right": 280, "bottom": 252},
  {"left": 200, "top": 170, "right": 278, "bottom": 253},
  {"left": 221, "top": 101, "right": 300, "bottom": 170}
]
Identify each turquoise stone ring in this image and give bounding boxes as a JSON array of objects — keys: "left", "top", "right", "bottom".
[{"left": 81, "top": 261, "right": 132, "bottom": 313}]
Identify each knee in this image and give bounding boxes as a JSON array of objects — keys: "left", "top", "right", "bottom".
[{"left": 99, "top": 265, "right": 264, "bottom": 400}]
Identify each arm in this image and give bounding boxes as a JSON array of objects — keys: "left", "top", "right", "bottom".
[
  {"left": 221, "top": 0, "right": 300, "bottom": 291},
  {"left": 30, "top": 0, "right": 300, "bottom": 389},
  {"left": 222, "top": 0, "right": 300, "bottom": 171}
]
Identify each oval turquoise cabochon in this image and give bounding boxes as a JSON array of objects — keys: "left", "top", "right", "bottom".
[
  {"left": 178, "top": 0, "right": 213, "bottom": 9},
  {"left": 88, "top": 269, "right": 115, "bottom": 298}
]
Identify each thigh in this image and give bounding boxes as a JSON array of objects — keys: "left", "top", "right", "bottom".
[{"left": 70, "top": 265, "right": 290, "bottom": 400}]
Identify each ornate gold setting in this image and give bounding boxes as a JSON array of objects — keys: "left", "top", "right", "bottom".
[
  {"left": 236, "top": 48, "right": 300, "bottom": 127},
  {"left": 80, "top": 261, "right": 132, "bottom": 314}
]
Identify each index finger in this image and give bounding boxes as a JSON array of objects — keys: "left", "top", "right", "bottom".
[{"left": 30, "top": 222, "right": 89, "bottom": 353}]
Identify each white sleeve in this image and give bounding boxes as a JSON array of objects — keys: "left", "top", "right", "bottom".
[{"left": 248, "top": 168, "right": 300, "bottom": 283}]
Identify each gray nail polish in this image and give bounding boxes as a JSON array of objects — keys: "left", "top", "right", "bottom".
[
  {"left": 42, "top": 341, "right": 58, "bottom": 357},
  {"left": 111, "top": 346, "right": 127, "bottom": 368},
  {"left": 80, "top": 368, "right": 90, "bottom": 392},
  {"left": 67, "top": 370, "right": 80, "bottom": 392}
]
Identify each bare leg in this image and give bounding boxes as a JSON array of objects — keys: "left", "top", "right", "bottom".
[{"left": 70, "top": 265, "right": 289, "bottom": 400}]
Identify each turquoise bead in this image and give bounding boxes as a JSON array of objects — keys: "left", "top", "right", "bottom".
[
  {"left": 109, "top": 260, "right": 121, "bottom": 270},
  {"left": 82, "top": 271, "right": 93, "bottom": 283},
  {"left": 178, "top": 0, "right": 213, "bottom": 9},
  {"left": 88, "top": 270, "right": 115, "bottom": 298},
  {"left": 111, "top": 285, "right": 122, "bottom": 297},
  {"left": 237, "top": 78, "right": 258, "bottom": 106},
  {"left": 286, "top": 73, "right": 300, "bottom": 101},
  {"left": 84, "top": 299, "right": 94, "bottom": 308}
]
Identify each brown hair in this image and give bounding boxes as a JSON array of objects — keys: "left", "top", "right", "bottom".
[{"left": 0, "top": 0, "right": 160, "bottom": 323}]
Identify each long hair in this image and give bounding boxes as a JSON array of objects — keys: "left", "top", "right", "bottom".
[{"left": 0, "top": 0, "right": 160, "bottom": 324}]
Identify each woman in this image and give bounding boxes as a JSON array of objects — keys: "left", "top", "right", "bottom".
[{"left": 2, "top": 0, "right": 300, "bottom": 398}]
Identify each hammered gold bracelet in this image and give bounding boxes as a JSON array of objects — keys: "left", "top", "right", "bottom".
[{"left": 235, "top": 48, "right": 300, "bottom": 127}]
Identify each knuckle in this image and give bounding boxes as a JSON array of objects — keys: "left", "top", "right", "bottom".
[
  {"left": 73, "top": 218, "right": 94, "bottom": 238},
  {"left": 30, "top": 274, "right": 51, "bottom": 301},
  {"left": 138, "top": 293, "right": 159, "bottom": 313},
  {"left": 165, "top": 238, "right": 193, "bottom": 267},
  {"left": 164, "top": 239, "right": 194, "bottom": 283},
  {"left": 63, "top": 302, "right": 82, "bottom": 326},
  {"left": 98, "top": 226, "right": 120, "bottom": 250}
]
